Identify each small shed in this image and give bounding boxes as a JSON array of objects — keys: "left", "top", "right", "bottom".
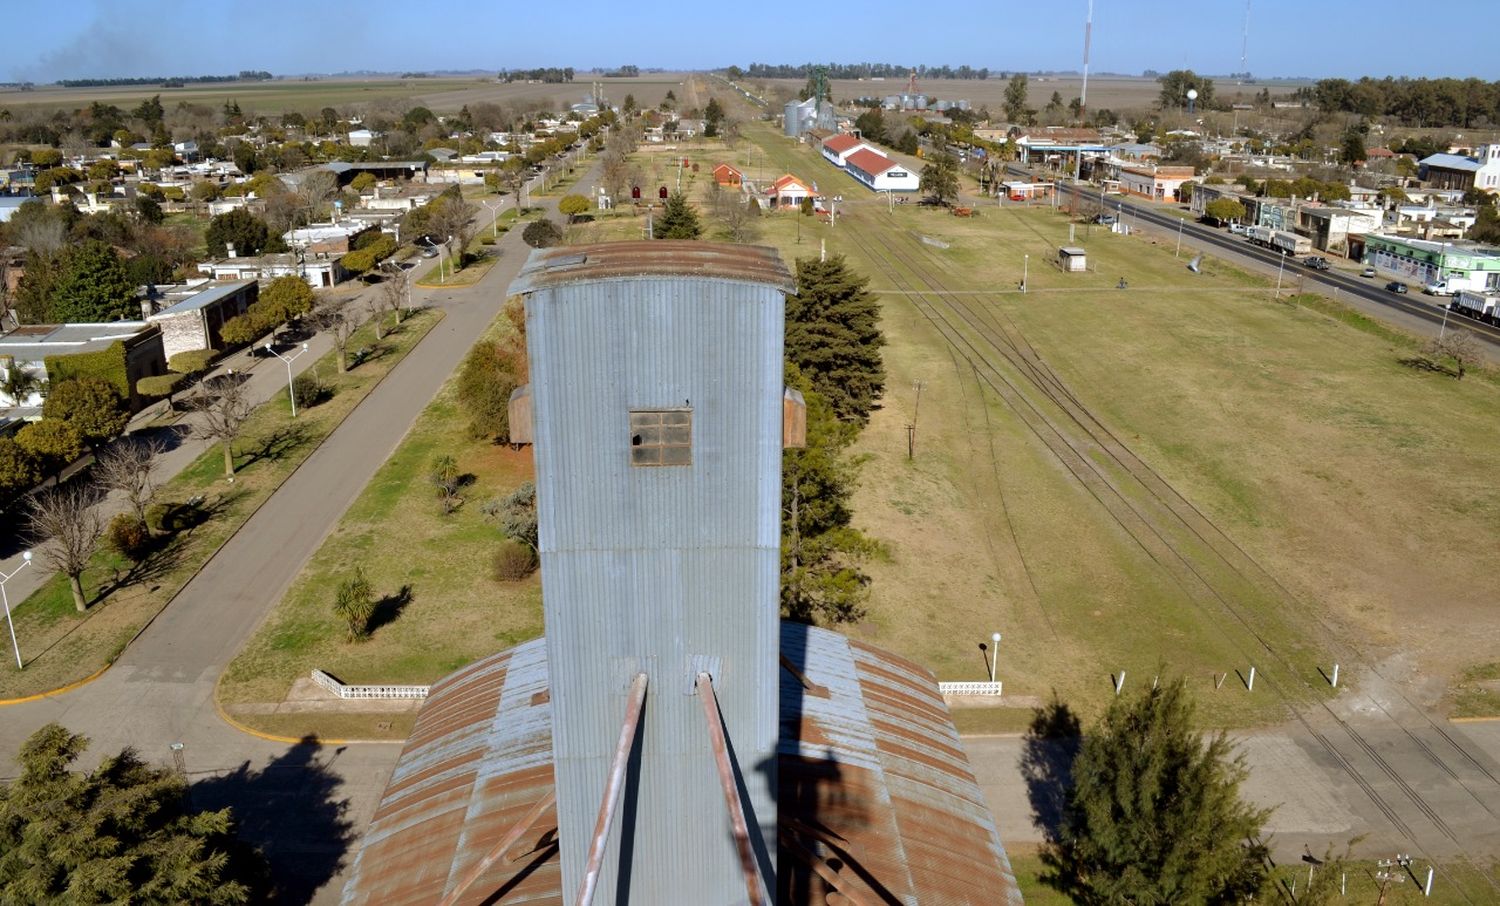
[
  {"left": 711, "top": 162, "right": 742, "bottom": 188},
  {"left": 1058, "top": 246, "right": 1087, "bottom": 272}
]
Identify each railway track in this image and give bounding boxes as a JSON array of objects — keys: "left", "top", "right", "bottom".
[
  {"left": 836, "top": 209, "right": 1500, "bottom": 899},
  {"left": 1003, "top": 164, "right": 1500, "bottom": 349}
]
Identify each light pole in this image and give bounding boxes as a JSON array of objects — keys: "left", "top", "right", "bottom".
[
  {"left": 989, "top": 631, "right": 1001, "bottom": 683},
  {"left": 1275, "top": 252, "right": 1285, "bottom": 297},
  {"left": 1175, "top": 216, "right": 1184, "bottom": 257},
  {"left": 1, "top": 551, "right": 33, "bottom": 670},
  {"left": 482, "top": 199, "right": 505, "bottom": 238},
  {"left": 265, "top": 341, "right": 310, "bottom": 417},
  {"left": 1022, "top": 254, "right": 1029, "bottom": 293}
]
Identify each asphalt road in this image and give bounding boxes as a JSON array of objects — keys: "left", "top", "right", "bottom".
[{"left": 0, "top": 168, "right": 593, "bottom": 903}]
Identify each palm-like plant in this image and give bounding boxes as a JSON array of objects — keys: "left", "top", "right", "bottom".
[{"left": 0, "top": 365, "right": 42, "bottom": 406}]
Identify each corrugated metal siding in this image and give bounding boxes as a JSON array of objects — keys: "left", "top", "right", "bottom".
[
  {"left": 510, "top": 241, "right": 795, "bottom": 296},
  {"left": 524, "top": 269, "right": 785, "bottom": 904}
]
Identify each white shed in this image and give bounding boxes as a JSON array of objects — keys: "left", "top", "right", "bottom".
[{"left": 1058, "top": 246, "right": 1087, "bottom": 272}]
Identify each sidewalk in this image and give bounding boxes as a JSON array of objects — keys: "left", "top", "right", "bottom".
[{"left": 0, "top": 277, "right": 394, "bottom": 607}]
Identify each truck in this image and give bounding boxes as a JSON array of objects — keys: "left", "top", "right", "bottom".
[
  {"left": 1452, "top": 289, "right": 1499, "bottom": 324},
  {"left": 1271, "top": 230, "right": 1313, "bottom": 256},
  {"left": 1246, "top": 225, "right": 1276, "bottom": 247},
  {"left": 1422, "top": 278, "right": 1457, "bottom": 297}
]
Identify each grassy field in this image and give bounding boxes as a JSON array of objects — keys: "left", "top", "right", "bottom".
[
  {"left": 0, "top": 308, "right": 440, "bottom": 701},
  {"left": 218, "top": 309, "right": 538, "bottom": 739},
  {"left": 0, "top": 74, "right": 691, "bottom": 117}
]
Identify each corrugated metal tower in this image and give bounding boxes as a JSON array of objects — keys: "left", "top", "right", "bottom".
[{"left": 510, "top": 241, "right": 796, "bottom": 905}]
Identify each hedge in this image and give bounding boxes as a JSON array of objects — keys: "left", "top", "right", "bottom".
[
  {"left": 340, "top": 234, "right": 398, "bottom": 274},
  {"left": 46, "top": 341, "right": 130, "bottom": 400}
]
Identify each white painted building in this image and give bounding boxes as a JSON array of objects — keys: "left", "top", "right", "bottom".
[
  {"left": 820, "top": 133, "right": 876, "bottom": 168},
  {"left": 844, "top": 149, "right": 920, "bottom": 192}
]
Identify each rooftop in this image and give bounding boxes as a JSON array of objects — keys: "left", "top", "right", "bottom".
[
  {"left": 510, "top": 241, "right": 796, "bottom": 295},
  {"left": 0, "top": 321, "right": 155, "bottom": 363},
  {"left": 340, "top": 623, "right": 1023, "bottom": 905},
  {"left": 149, "top": 279, "right": 256, "bottom": 317},
  {"left": 1420, "top": 153, "right": 1481, "bottom": 172},
  {"left": 822, "top": 133, "right": 866, "bottom": 154},
  {"left": 845, "top": 148, "right": 899, "bottom": 175}
]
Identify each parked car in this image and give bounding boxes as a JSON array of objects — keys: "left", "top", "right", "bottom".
[
  {"left": 420, "top": 248, "right": 438, "bottom": 258},
  {"left": 1227, "top": 223, "right": 1247, "bottom": 235},
  {"left": 1361, "top": 266, "right": 1377, "bottom": 277},
  {"left": 1385, "top": 281, "right": 1408, "bottom": 294}
]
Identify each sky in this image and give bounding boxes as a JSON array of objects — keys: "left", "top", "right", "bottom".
[{"left": 7, "top": 0, "right": 1499, "bottom": 84}]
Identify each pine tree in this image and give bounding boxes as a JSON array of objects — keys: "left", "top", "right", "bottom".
[
  {"left": 50, "top": 240, "right": 137, "bottom": 323},
  {"left": 787, "top": 255, "right": 885, "bottom": 423},
  {"left": 1043, "top": 678, "right": 1270, "bottom": 904},
  {"left": 655, "top": 192, "right": 703, "bottom": 240},
  {"left": 781, "top": 364, "right": 877, "bottom": 625},
  {"left": 0, "top": 724, "right": 269, "bottom": 904}
]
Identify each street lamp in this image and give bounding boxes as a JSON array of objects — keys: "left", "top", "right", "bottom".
[
  {"left": 481, "top": 199, "right": 505, "bottom": 238},
  {"left": 2, "top": 551, "right": 33, "bottom": 669},
  {"left": 989, "top": 631, "right": 1001, "bottom": 683},
  {"left": 265, "top": 341, "right": 310, "bottom": 417},
  {"left": 1022, "top": 254, "right": 1029, "bottom": 293}
]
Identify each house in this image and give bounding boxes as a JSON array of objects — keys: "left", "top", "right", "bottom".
[
  {"left": 282, "top": 221, "right": 378, "bottom": 255},
  {"left": 198, "top": 252, "right": 346, "bottom": 288},
  {"left": 1294, "top": 205, "right": 1384, "bottom": 255},
  {"left": 820, "top": 133, "right": 876, "bottom": 168},
  {"left": 347, "top": 128, "right": 378, "bottom": 147},
  {"left": 1118, "top": 165, "right": 1196, "bottom": 202},
  {"left": 0, "top": 322, "right": 166, "bottom": 413},
  {"left": 340, "top": 241, "right": 1024, "bottom": 905},
  {"left": 1419, "top": 145, "right": 1500, "bottom": 193},
  {"left": 765, "top": 173, "right": 816, "bottom": 209},
  {"left": 142, "top": 279, "right": 258, "bottom": 360},
  {"left": 711, "top": 163, "right": 742, "bottom": 188},
  {"left": 844, "top": 148, "right": 921, "bottom": 193}
]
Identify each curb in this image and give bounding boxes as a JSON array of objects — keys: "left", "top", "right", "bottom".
[
  {"left": 0, "top": 662, "right": 111, "bottom": 706},
  {"left": 211, "top": 694, "right": 409, "bottom": 747},
  {"left": 1448, "top": 715, "right": 1500, "bottom": 724},
  {"left": 0, "top": 310, "right": 445, "bottom": 709}
]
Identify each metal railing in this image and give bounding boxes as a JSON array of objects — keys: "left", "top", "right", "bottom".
[
  {"left": 310, "top": 669, "right": 430, "bottom": 700},
  {"left": 938, "top": 681, "right": 1003, "bottom": 696}
]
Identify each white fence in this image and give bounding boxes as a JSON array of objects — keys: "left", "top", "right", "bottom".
[
  {"left": 311, "top": 669, "right": 430, "bottom": 700},
  {"left": 938, "top": 681, "right": 1003, "bottom": 696}
]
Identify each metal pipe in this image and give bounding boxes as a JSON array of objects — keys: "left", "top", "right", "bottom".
[
  {"left": 438, "top": 788, "right": 557, "bottom": 906},
  {"left": 575, "top": 672, "right": 648, "bottom": 906},
  {"left": 696, "top": 672, "right": 764, "bottom": 906},
  {"left": 779, "top": 827, "right": 881, "bottom": 906}
]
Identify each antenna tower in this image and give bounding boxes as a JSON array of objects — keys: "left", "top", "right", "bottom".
[
  {"left": 1240, "top": 0, "right": 1251, "bottom": 79},
  {"left": 1079, "top": 0, "right": 1093, "bottom": 124},
  {"left": 906, "top": 68, "right": 919, "bottom": 99}
]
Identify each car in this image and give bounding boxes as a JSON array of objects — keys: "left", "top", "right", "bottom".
[
  {"left": 1361, "top": 266, "right": 1377, "bottom": 277},
  {"left": 1227, "top": 223, "right": 1247, "bottom": 235},
  {"left": 1385, "top": 281, "right": 1408, "bottom": 294},
  {"left": 1303, "top": 256, "right": 1330, "bottom": 271},
  {"left": 420, "top": 248, "right": 438, "bottom": 258}
]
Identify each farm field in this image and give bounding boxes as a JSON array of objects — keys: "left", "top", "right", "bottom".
[{"left": 0, "top": 73, "right": 691, "bottom": 117}]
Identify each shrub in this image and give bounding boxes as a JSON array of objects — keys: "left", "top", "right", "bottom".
[
  {"left": 340, "top": 234, "right": 398, "bottom": 274},
  {"left": 333, "top": 567, "right": 376, "bottom": 642},
  {"left": 168, "top": 349, "right": 215, "bottom": 375},
  {"left": 522, "top": 218, "right": 563, "bottom": 249},
  {"left": 292, "top": 371, "right": 331, "bottom": 409},
  {"left": 492, "top": 541, "right": 537, "bottom": 581},
  {"left": 105, "top": 513, "right": 151, "bottom": 561},
  {"left": 144, "top": 502, "right": 171, "bottom": 534}
]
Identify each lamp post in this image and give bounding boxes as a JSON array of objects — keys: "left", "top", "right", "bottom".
[
  {"left": 265, "top": 341, "right": 310, "bottom": 417},
  {"left": 989, "top": 631, "right": 1001, "bottom": 683},
  {"left": 1022, "top": 254, "right": 1029, "bottom": 293},
  {"left": 482, "top": 199, "right": 505, "bottom": 238},
  {"left": 1, "top": 551, "right": 33, "bottom": 669}
]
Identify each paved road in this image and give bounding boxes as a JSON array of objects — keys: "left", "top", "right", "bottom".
[{"left": 0, "top": 169, "right": 593, "bottom": 903}]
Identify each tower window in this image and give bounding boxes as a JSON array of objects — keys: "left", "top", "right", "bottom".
[{"left": 629, "top": 409, "right": 692, "bottom": 467}]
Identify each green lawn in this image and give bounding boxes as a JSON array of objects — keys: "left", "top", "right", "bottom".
[
  {"left": 218, "top": 309, "right": 538, "bottom": 739},
  {"left": 0, "top": 308, "right": 440, "bottom": 700}
]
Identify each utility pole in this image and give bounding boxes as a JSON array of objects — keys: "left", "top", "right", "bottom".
[{"left": 907, "top": 380, "right": 925, "bottom": 459}]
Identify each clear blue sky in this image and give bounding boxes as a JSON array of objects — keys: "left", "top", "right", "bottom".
[{"left": 8, "top": 0, "right": 1498, "bottom": 83}]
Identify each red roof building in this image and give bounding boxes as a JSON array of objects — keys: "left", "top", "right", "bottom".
[{"left": 712, "top": 163, "right": 743, "bottom": 187}]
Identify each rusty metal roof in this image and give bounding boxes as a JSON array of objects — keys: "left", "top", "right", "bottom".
[
  {"left": 342, "top": 625, "right": 1023, "bottom": 905},
  {"left": 508, "top": 241, "right": 796, "bottom": 297}
]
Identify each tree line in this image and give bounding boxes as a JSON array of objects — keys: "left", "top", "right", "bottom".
[
  {"left": 1296, "top": 76, "right": 1500, "bottom": 128},
  {"left": 730, "top": 63, "right": 993, "bottom": 81},
  {"left": 497, "top": 68, "right": 574, "bottom": 84},
  {"left": 55, "top": 71, "right": 270, "bottom": 88}
]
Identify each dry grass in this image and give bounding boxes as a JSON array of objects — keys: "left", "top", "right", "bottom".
[{"left": 218, "top": 309, "right": 539, "bottom": 739}]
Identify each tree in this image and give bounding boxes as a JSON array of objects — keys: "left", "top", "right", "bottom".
[
  {"left": 703, "top": 97, "right": 725, "bottom": 137},
  {"left": 15, "top": 419, "right": 83, "bottom": 476},
  {"left": 42, "top": 377, "right": 128, "bottom": 450},
  {"left": 204, "top": 209, "right": 271, "bottom": 258},
  {"left": 1004, "top": 73, "right": 1030, "bottom": 123},
  {"left": 28, "top": 483, "right": 104, "bottom": 612},
  {"left": 522, "top": 218, "right": 563, "bottom": 248},
  {"left": 350, "top": 171, "right": 376, "bottom": 193},
  {"left": 50, "top": 240, "right": 136, "bottom": 323},
  {"left": 0, "top": 437, "right": 41, "bottom": 505},
  {"left": 781, "top": 365, "right": 877, "bottom": 625},
  {"left": 0, "top": 723, "right": 268, "bottom": 904},
  {"left": 333, "top": 567, "right": 375, "bottom": 642},
  {"left": 1423, "top": 329, "right": 1481, "bottom": 380},
  {"left": 95, "top": 435, "right": 164, "bottom": 530},
  {"left": 1041, "top": 678, "right": 1269, "bottom": 904},
  {"left": 258, "top": 274, "right": 316, "bottom": 326},
  {"left": 1, "top": 363, "right": 40, "bottom": 406},
  {"left": 312, "top": 302, "right": 356, "bottom": 373},
  {"left": 1157, "top": 70, "right": 1215, "bottom": 110},
  {"left": 429, "top": 454, "right": 462, "bottom": 515},
  {"left": 558, "top": 193, "right": 591, "bottom": 223},
  {"left": 788, "top": 254, "right": 885, "bottom": 423},
  {"left": 484, "top": 481, "right": 538, "bottom": 553},
  {"left": 656, "top": 192, "right": 703, "bottom": 240},
  {"left": 1339, "top": 128, "right": 1366, "bottom": 166},
  {"left": 192, "top": 376, "right": 252, "bottom": 477},
  {"left": 428, "top": 195, "right": 478, "bottom": 265},
  {"left": 1468, "top": 203, "right": 1500, "bottom": 244},
  {"left": 854, "top": 108, "right": 886, "bottom": 145},
  {"left": 920, "top": 144, "right": 961, "bottom": 206},
  {"left": 1204, "top": 197, "right": 1247, "bottom": 225}
]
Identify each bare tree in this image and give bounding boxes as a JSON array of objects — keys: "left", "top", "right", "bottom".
[
  {"left": 720, "top": 196, "right": 758, "bottom": 244},
  {"left": 313, "top": 302, "right": 357, "bottom": 373},
  {"left": 1424, "top": 329, "right": 1481, "bottom": 380},
  {"left": 430, "top": 197, "right": 478, "bottom": 267},
  {"left": 192, "top": 376, "right": 253, "bottom": 477},
  {"left": 297, "top": 170, "right": 338, "bottom": 222},
  {"left": 14, "top": 217, "right": 66, "bottom": 256},
  {"left": 29, "top": 483, "right": 104, "bottom": 613},
  {"left": 93, "top": 435, "right": 166, "bottom": 530}
]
